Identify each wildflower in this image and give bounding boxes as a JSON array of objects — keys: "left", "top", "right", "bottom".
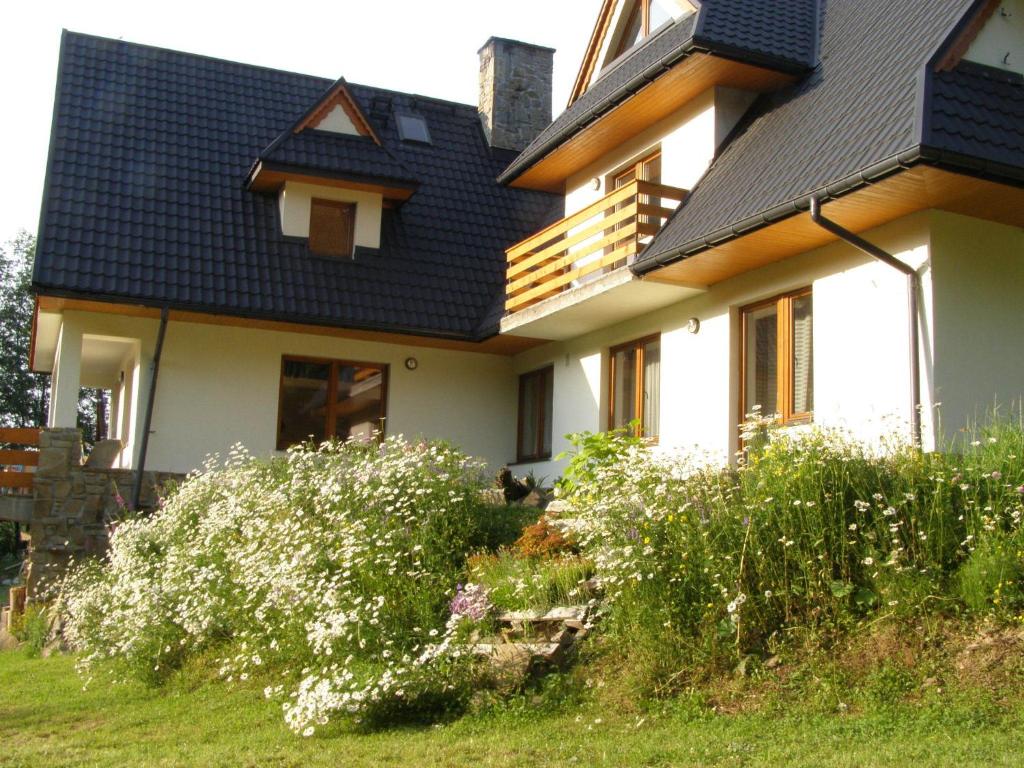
[
  {"left": 863, "top": 557, "right": 874, "bottom": 566},
  {"left": 848, "top": 523, "right": 858, "bottom": 531}
]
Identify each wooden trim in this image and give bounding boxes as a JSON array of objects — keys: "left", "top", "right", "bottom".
[
  {"left": 276, "top": 354, "right": 389, "bottom": 450},
  {"left": 935, "top": 0, "right": 1001, "bottom": 72},
  {"left": 608, "top": 333, "right": 660, "bottom": 438},
  {"left": 248, "top": 163, "right": 416, "bottom": 200},
  {"left": 0, "top": 450, "right": 38, "bottom": 466},
  {"left": 516, "top": 365, "right": 554, "bottom": 463},
  {"left": 0, "top": 428, "right": 41, "bottom": 446},
  {"left": 569, "top": 0, "right": 618, "bottom": 106},
  {"left": 739, "top": 287, "right": 812, "bottom": 429},
  {"left": 35, "top": 296, "right": 545, "bottom": 356},
  {"left": 294, "top": 83, "right": 382, "bottom": 145}
]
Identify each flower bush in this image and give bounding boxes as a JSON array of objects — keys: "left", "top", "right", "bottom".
[
  {"left": 57, "top": 437, "right": 507, "bottom": 733},
  {"left": 560, "top": 416, "right": 1024, "bottom": 691}
]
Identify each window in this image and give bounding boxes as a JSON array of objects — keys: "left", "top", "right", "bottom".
[
  {"left": 309, "top": 198, "right": 355, "bottom": 258},
  {"left": 395, "top": 113, "right": 431, "bottom": 144},
  {"left": 609, "top": 335, "right": 660, "bottom": 439},
  {"left": 612, "top": 0, "right": 678, "bottom": 58},
  {"left": 517, "top": 366, "right": 554, "bottom": 462},
  {"left": 276, "top": 356, "right": 387, "bottom": 449},
  {"left": 741, "top": 288, "right": 813, "bottom": 424}
]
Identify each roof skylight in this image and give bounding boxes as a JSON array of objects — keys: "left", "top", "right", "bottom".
[{"left": 395, "top": 113, "right": 432, "bottom": 145}]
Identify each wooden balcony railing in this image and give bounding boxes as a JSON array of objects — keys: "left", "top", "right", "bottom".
[
  {"left": 505, "top": 180, "right": 687, "bottom": 313},
  {"left": 0, "top": 428, "right": 41, "bottom": 494}
]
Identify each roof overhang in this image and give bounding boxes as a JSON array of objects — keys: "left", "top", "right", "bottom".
[
  {"left": 638, "top": 163, "right": 1024, "bottom": 289},
  {"left": 247, "top": 161, "right": 418, "bottom": 202},
  {"left": 507, "top": 51, "right": 795, "bottom": 192},
  {"left": 32, "top": 295, "right": 545, "bottom": 360}
]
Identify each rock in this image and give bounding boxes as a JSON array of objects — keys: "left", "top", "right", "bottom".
[
  {"left": 764, "top": 655, "right": 782, "bottom": 670},
  {"left": 542, "top": 606, "right": 588, "bottom": 622},
  {"left": 519, "top": 489, "right": 547, "bottom": 508},
  {"left": 544, "top": 499, "right": 572, "bottom": 514},
  {"left": 84, "top": 439, "right": 122, "bottom": 469}
]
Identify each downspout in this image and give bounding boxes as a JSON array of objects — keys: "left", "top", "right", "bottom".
[
  {"left": 809, "top": 197, "right": 922, "bottom": 448},
  {"left": 131, "top": 307, "right": 169, "bottom": 510}
]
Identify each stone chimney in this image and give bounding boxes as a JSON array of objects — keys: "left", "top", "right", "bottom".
[{"left": 478, "top": 37, "right": 554, "bottom": 152}]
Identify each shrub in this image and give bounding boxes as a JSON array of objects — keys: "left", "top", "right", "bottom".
[
  {"left": 561, "top": 416, "right": 1024, "bottom": 692},
  {"left": 468, "top": 551, "right": 593, "bottom": 613},
  {"left": 513, "top": 514, "right": 576, "bottom": 558},
  {"left": 57, "top": 437, "right": 499, "bottom": 733},
  {"left": 10, "top": 604, "right": 49, "bottom": 656}
]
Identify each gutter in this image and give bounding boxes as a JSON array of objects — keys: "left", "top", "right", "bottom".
[
  {"left": 131, "top": 307, "right": 169, "bottom": 510},
  {"left": 809, "top": 197, "right": 923, "bottom": 448}
]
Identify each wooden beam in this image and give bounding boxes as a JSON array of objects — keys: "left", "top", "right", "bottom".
[
  {"left": 0, "top": 472, "right": 34, "bottom": 490},
  {"left": 248, "top": 164, "right": 416, "bottom": 200},
  {"left": 0, "top": 428, "right": 41, "bottom": 446},
  {"left": 935, "top": 0, "right": 1001, "bottom": 72},
  {"left": 0, "top": 450, "right": 38, "bottom": 467}
]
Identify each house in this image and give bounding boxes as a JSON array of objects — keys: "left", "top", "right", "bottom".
[{"left": 30, "top": 0, "right": 1024, "bottom": 481}]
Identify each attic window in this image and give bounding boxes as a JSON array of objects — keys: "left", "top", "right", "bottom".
[
  {"left": 309, "top": 198, "right": 355, "bottom": 258},
  {"left": 395, "top": 113, "right": 431, "bottom": 144}
]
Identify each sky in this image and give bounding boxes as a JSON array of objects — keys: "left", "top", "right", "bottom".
[{"left": 0, "top": 0, "right": 603, "bottom": 244}]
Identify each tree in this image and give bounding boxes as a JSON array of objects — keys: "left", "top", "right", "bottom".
[{"left": 0, "top": 232, "right": 49, "bottom": 428}]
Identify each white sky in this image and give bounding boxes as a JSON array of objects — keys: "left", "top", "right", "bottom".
[{"left": 0, "top": 0, "right": 603, "bottom": 244}]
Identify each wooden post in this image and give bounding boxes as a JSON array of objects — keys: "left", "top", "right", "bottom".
[{"left": 9, "top": 586, "right": 26, "bottom": 618}]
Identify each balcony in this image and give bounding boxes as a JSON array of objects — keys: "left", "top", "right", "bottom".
[{"left": 505, "top": 180, "right": 687, "bottom": 314}]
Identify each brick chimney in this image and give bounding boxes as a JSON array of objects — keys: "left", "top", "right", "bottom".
[{"left": 478, "top": 37, "right": 554, "bottom": 152}]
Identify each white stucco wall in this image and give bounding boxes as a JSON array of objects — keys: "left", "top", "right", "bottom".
[
  {"left": 49, "top": 312, "right": 518, "bottom": 474},
  {"left": 511, "top": 213, "right": 937, "bottom": 477},
  {"left": 929, "top": 210, "right": 1024, "bottom": 439},
  {"left": 278, "top": 181, "right": 383, "bottom": 249},
  {"left": 315, "top": 105, "right": 360, "bottom": 135},
  {"left": 965, "top": 0, "right": 1024, "bottom": 76}
]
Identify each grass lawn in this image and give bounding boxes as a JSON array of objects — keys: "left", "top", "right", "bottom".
[{"left": 1, "top": 651, "right": 1023, "bottom": 767}]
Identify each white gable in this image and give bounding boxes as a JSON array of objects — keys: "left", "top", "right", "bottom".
[
  {"left": 313, "top": 104, "right": 361, "bottom": 135},
  {"left": 965, "top": 0, "right": 1024, "bottom": 76}
]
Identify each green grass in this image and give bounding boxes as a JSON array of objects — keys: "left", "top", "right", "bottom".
[{"left": 3, "top": 650, "right": 1024, "bottom": 767}]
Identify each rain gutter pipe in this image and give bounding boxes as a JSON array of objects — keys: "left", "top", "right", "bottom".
[
  {"left": 809, "top": 196, "right": 922, "bottom": 448},
  {"left": 131, "top": 306, "right": 169, "bottom": 510}
]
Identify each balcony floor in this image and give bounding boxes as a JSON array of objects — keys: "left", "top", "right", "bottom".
[{"left": 500, "top": 267, "right": 703, "bottom": 341}]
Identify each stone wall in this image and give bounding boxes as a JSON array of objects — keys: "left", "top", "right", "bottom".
[
  {"left": 478, "top": 37, "right": 554, "bottom": 152},
  {"left": 25, "top": 429, "right": 182, "bottom": 598}
]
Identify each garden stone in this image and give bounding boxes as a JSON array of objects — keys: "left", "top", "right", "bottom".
[{"left": 84, "top": 439, "right": 122, "bottom": 469}]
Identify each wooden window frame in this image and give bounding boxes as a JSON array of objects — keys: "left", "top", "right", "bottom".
[
  {"left": 739, "top": 287, "right": 813, "bottom": 427},
  {"left": 308, "top": 198, "right": 356, "bottom": 258},
  {"left": 516, "top": 365, "right": 554, "bottom": 463},
  {"left": 612, "top": 0, "right": 661, "bottom": 58},
  {"left": 608, "top": 333, "right": 660, "bottom": 439},
  {"left": 276, "top": 354, "right": 388, "bottom": 450}
]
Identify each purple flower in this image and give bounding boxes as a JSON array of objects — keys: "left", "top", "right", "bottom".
[
  {"left": 450, "top": 583, "right": 491, "bottom": 621},
  {"left": 1016, "top": 485, "right": 1024, "bottom": 496},
  {"left": 114, "top": 493, "right": 126, "bottom": 509},
  {"left": 991, "top": 471, "right": 1002, "bottom": 481},
  {"left": 742, "top": 516, "right": 750, "bottom": 527},
  {"left": 627, "top": 527, "right": 639, "bottom": 541}
]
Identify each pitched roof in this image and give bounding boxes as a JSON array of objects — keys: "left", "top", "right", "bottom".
[
  {"left": 633, "top": 0, "right": 1024, "bottom": 274},
  {"left": 499, "top": 0, "right": 819, "bottom": 185},
  {"left": 34, "top": 32, "right": 557, "bottom": 340}
]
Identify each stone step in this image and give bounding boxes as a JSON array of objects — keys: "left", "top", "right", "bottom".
[{"left": 498, "top": 605, "right": 589, "bottom": 625}]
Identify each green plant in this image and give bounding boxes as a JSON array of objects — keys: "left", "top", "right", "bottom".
[
  {"left": 10, "top": 604, "right": 49, "bottom": 656},
  {"left": 467, "top": 551, "right": 593, "bottom": 613},
  {"left": 555, "top": 422, "right": 644, "bottom": 497},
  {"left": 957, "top": 533, "right": 1024, "bottom": 616}
]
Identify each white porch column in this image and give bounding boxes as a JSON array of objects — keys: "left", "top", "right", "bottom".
[{"left": 48, "top": 319, "right": 83, "bottom": 428}]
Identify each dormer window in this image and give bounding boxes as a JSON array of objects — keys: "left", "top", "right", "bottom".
[
  {"left": 613, "top": 0, "right": 683, "bottom": 59},
  {"left": 309, "top": 198, "right": 355, "bottom": 258},
  {"left": 395, "top": 113, "right": 431, "bottom": 145}
]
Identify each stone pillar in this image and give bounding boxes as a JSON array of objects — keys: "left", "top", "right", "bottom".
[{"left": 478, "top": 37, "right": 554, "bottom": 152}]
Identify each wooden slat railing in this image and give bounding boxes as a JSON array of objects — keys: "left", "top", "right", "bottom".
[
  {"left": 0, "top": 428, "right": 41, "bottom": 493},
  {"left": 505, "top": 180, "right": 686, "bottom": 312}
]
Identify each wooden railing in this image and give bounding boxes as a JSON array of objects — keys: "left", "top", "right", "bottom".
[
  {"left": 0, "top": 428, "right": 41, "bottom": 494},
  {"left": 505, "top": 179, "right": 686, "bottom": 313}
]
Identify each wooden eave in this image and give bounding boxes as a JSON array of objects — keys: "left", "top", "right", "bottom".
[
  {"left": 35, "top": 296, "right": 545, "bottom": 357},
  {"left": 644, "top": 165, "right": 1024, "bottom": 289},
  {"left": 568, "top": 0, "right": 618, "bottom": 107},
  {"left": 511, "top": 52, "right": 796, "bottom": 193},
  {"left": 295, "top": 81, "right": 382, "bottom": 145},
  {"left": 248, "top": 161, "right": 417, "bottom": 202}
]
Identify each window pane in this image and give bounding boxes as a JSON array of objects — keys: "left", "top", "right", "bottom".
[
  {"left": 309, "top": 199, "right": 354, "bottom": 258},
  {"left": 791, "top": 293, "right": 814, "bottom": 415},
  {"left": 519, "top": 373, "right": 539, "bottom": 459},
  {"left": 643, "top": 339, "right": 660, "bottom": 438},
  {"left": 612, "top": 347, "right": 638, "bottom": 429},
  {"left": 541, "top": 370, "right": 554, "bottom": 456},
  {"left": 278, "top": 360, "right": 330, "bottom": 449},
  {"left": 648, "top": 0, "right": 674, "bottom": 30},
  {"left": 334, "top": 365, "right": 385, "bottom": 441},
  {"left": 745, "top": 305, "right": 778, "bottom": 417}
]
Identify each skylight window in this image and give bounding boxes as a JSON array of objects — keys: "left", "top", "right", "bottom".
[{"left": 395, "top": 113, "right": 432, "bottom": 145}]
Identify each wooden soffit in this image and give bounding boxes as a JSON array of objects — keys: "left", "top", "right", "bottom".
[
  {"left": 248, "top": 162, "right": 416, "bottom": 202},
  {"left": 645, "top": 165, "right": 1024, "bottom": 288},
  {"left": 512, "top": 53, "right": 795, "bottom": 192},
  {"left": 35, "top": 297, "right": 544, "bottom": 357}
]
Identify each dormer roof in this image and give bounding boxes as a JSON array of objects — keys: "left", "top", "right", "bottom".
[{"left": 499, "top": 0, "right": 820, "bottom": 189}]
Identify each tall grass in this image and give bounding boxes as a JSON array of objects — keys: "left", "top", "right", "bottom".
[{"left": 562, "top": 416, "right": 1024, "bottom": 691}]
